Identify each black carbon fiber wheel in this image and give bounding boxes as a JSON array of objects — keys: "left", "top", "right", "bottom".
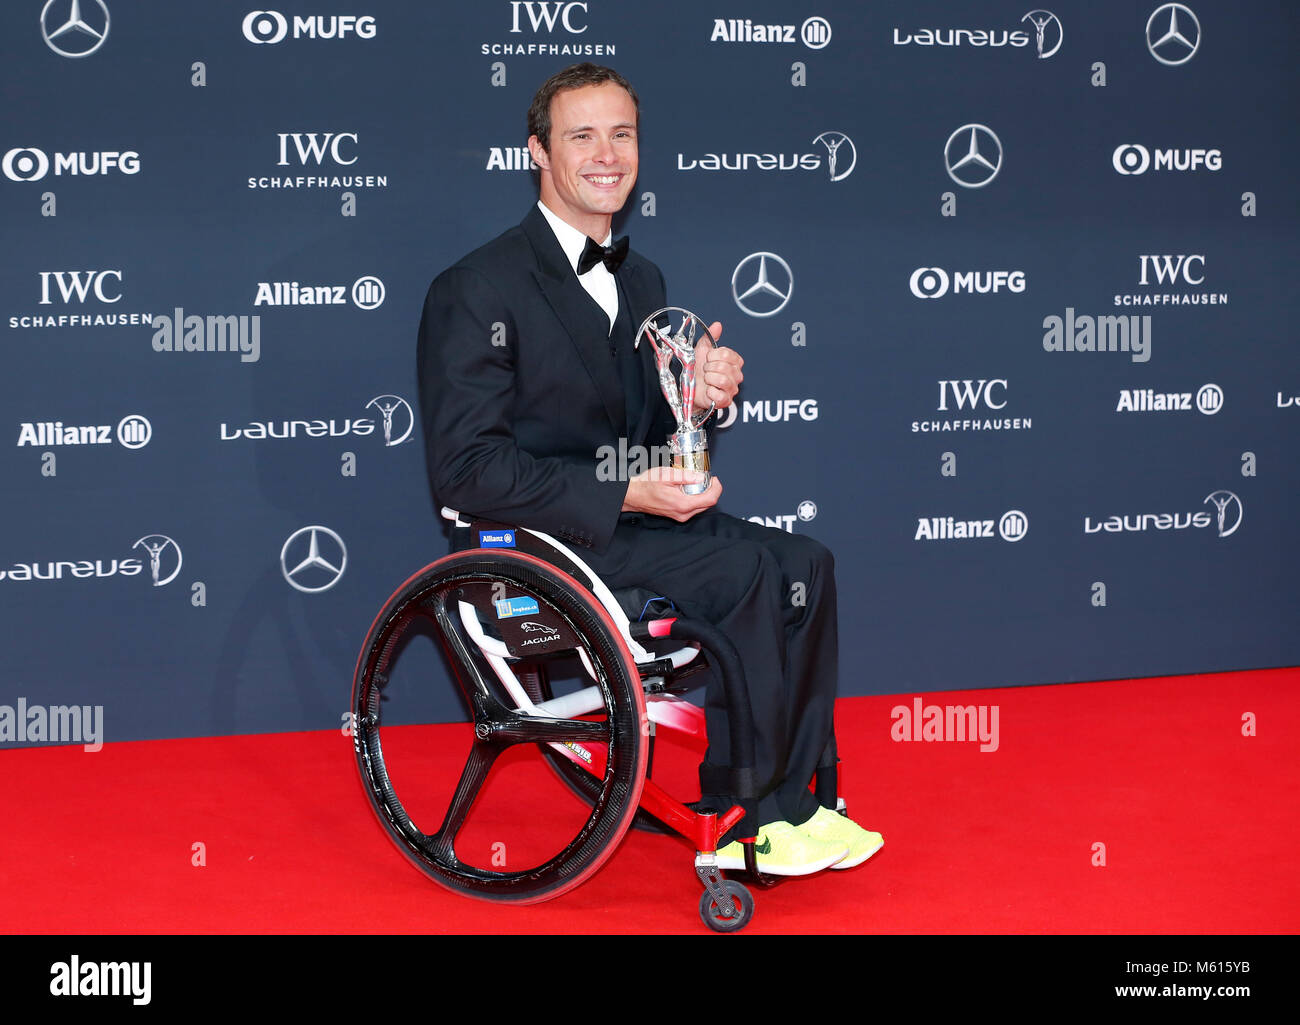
[{"left": 352, "top": 549, "right": 648, "bottom": 905}]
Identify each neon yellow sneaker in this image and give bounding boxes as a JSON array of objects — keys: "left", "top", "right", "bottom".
[
  {"left": 714, "top": 820, "right": 849, "bottom": 876},
  {"left": 796, "top": 806, "right": 883, "bottom": 869}
]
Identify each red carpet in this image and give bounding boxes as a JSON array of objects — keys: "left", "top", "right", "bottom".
[{"left": 2, "top": 668, "right": 1296, "bottom": 934}]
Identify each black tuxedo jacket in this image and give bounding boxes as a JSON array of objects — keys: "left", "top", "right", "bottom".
[{"left": 418, "top": 206, "right": 674, "bottom": 553}]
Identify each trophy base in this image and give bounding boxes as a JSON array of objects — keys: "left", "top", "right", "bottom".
[{"left": 671, "top": 428, "right": 711, "bottom": 496}]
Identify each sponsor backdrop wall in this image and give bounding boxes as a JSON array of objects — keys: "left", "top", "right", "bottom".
[{"left": 2, "top": 1, "right": 1297, "bottom": 744}]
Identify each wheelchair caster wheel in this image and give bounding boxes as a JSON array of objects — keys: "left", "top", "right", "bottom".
[{"left": 699, "top": 880, "right": 754, "bottom": 933}]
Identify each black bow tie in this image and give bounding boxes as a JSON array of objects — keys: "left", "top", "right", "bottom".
[{"left": 578, "top": 235, "right": 629, "bottom": 275}]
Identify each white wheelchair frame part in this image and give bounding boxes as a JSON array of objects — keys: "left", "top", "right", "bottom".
[{"left": 444, "top": 507, "right": 709, "bottom": 772}]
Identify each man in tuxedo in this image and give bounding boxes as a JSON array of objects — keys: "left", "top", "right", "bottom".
[{"left": 417, "top": 63, "right": 882, "bottom": 874}]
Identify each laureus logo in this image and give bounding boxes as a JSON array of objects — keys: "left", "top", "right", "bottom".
[
  {"left": 131, "top": 534, "right": 182, "bottom": 586},
  {"left": 1022, "top": 10, "right": 1063, "bottom": 58},
  {"left": 1084, "top": 490, "right": 1243, "bottom": 537},
  {"left": 813, "top": 132, "right": 855, "bottom": 181},
  {"left": 1203, "top": 490, "right": 1242, "bottom": 538},
  {"left": 364, "top": 395, "right": 413, "bottom": 446}
]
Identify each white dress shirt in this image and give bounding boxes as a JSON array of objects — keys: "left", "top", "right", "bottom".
[{"left": 536, "top": 200, "right": 619, "bottom": 332}]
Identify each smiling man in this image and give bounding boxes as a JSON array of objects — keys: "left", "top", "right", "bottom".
[
  {"left": 417, "top": 63, "right": 882, "bottom": 876},
  {"left": 527, "top": 74, "right": 638, "bottom": 240}
]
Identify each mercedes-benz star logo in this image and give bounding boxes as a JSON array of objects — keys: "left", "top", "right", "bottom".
[
  {"left": 732, "top": 252, "right": 793, "bottom": 318},
  {"left": 944, "top": 124, "right": 1003, "bottom": 189},
  {"left": 280, "top": 525, "right": 347, "bottom": 593},
  {"left": 41, "top": 0, "right": 110, "bottom": 58},
  {"left": 1146, "top": 4, "right": 1200, "bottom": 66},
  {"left": 812, "top": 132, "right": 856, "bottom": 182},
  {"left": 1021, "top": 10, "right": 1063, "bottom": 59},
  {"left": 132, "top": 534, "right": 182, "bottom": 587}
]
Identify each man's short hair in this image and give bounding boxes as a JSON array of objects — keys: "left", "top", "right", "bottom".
[{"left": 527, "top": 63, "right": 640, "bottom": 152}]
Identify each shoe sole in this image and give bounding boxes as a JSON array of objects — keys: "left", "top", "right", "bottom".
[
  {"left": 830, "top": 835, "right": 884, "bottom": 870},
  {"left": 714, "top": 845, "right": 849, "bottom": 877}
]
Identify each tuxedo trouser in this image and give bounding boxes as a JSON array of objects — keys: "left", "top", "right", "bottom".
[{"left": 581, "top": 509, "right": 839, "bottom": 838}]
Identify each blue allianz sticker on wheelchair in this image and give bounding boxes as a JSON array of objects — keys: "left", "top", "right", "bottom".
[
  {"left": 495, "top": 596, "right": 540, "bottom": 618},
  {"left": 478, "top": 530, "right": 516, "bottom": 548}
]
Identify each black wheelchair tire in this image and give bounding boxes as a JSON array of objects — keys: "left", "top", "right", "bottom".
[{"left": 699, "top": 880, "right": 754, "bottom": 933}]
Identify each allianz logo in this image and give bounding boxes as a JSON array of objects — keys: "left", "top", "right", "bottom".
[
  {"left": 253, "top": 276, "right": 384, "bottom": 309},
  {"left": 1117, "top": 384, "right": 1222, "bottom": 415},
  {"left": 16, "top": 414, "right": 151, "bottom": 448},
  {"left": 915, "top": 510, "right": 1028, "bottom": 542},
  {"left": 486, "top": 146, "right": 537, "bottom": 171}
]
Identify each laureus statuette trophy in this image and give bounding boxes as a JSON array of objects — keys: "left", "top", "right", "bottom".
[{"left": 635, "top": 307, "right": 718, "bottom": 496}]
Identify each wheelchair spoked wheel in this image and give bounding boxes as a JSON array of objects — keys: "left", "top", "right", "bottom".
[
  {"left": 519, "top": 662, "right": 675, "bottom": 836},
  {"left": 353, "top": 549, "right": 649, "bottom": 905}
]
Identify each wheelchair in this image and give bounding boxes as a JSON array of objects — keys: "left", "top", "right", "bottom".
[{"left": 352, "top": 508, "right": 843, "bottom": 931}]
